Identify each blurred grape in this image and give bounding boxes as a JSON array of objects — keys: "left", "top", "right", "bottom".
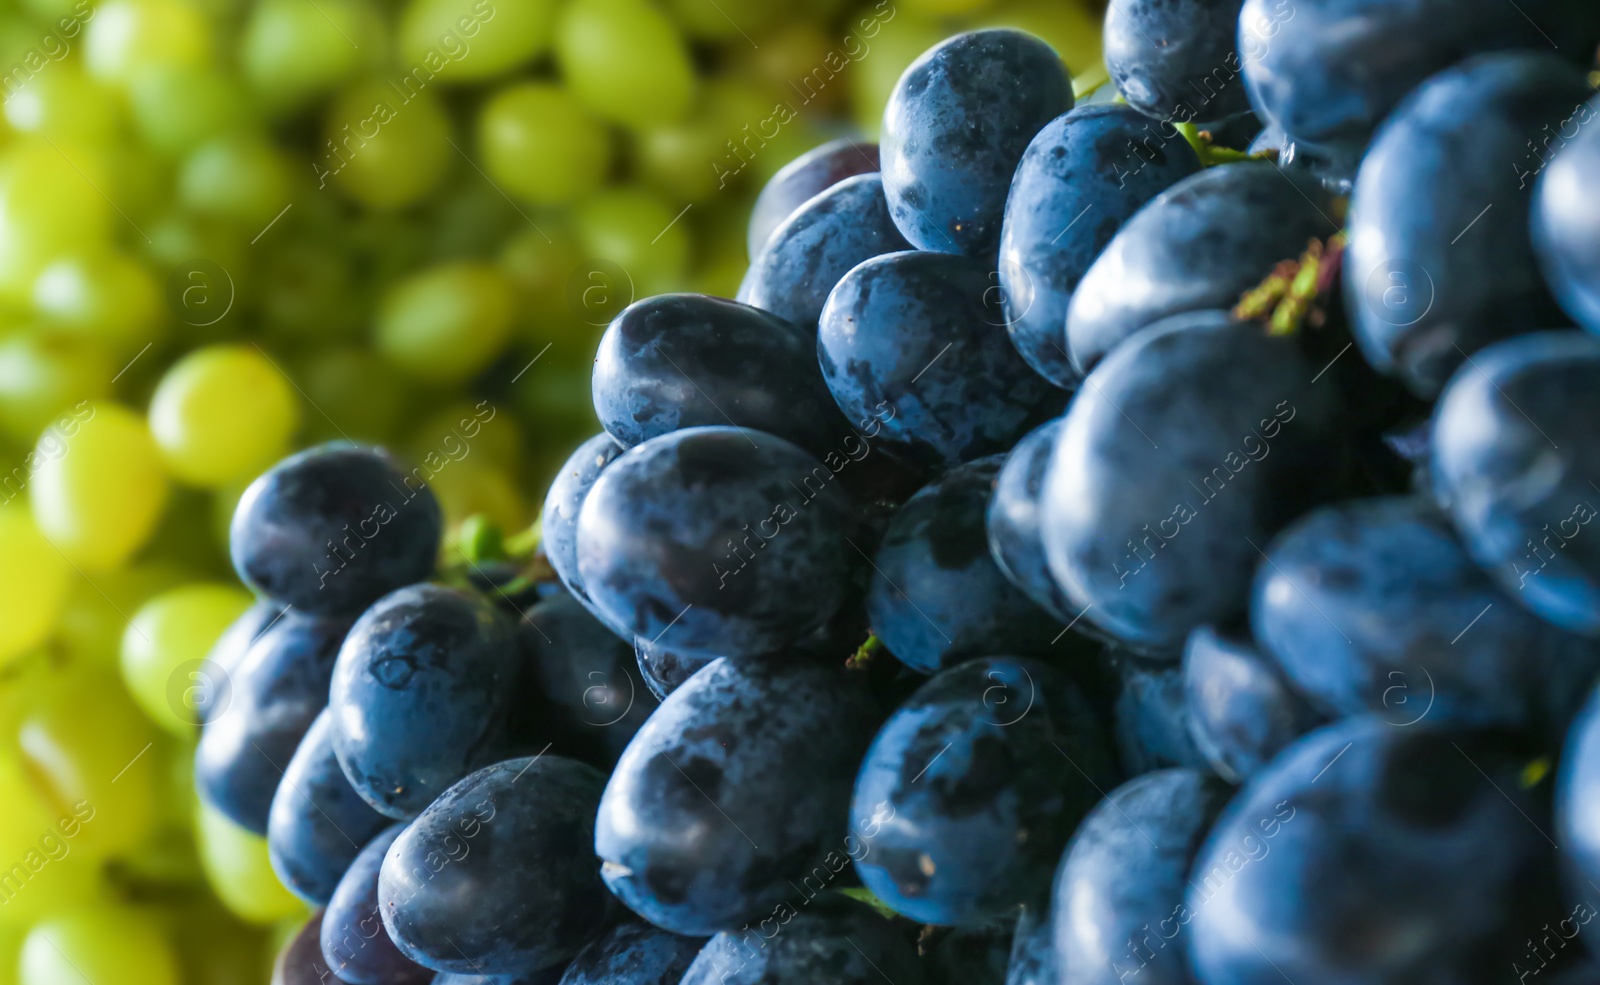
[
  {"left": 556, "top": 0, "right": 697, "bottom": 128},
  {"left": 148, "top": 345, "right": 300, "bottom": 487},
  {"left": 375, "top": 260, "right": 515, "bottom": 384}
]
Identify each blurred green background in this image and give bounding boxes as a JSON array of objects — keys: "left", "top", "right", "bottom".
[{"left": 0, "top": 0, "right": 1103, "bottom": 979}]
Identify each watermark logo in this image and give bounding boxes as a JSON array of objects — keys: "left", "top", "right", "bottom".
[
  {"left": 167, "top": 259, "right": 235, "bottom": 327},
  {"left": 166, "top": 659, "right": 232, "bottom": 725},
  {"left": 1362, "top": 259, "right": 1434, "bottom": 328},
  {"left": 566, "top": 259, "right": 634, "bottom": 327}
]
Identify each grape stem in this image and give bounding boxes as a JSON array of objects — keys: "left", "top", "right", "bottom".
[
  {"left": 847, "top": 634, "right": 882, "bottom": 671},
  {"left": 1174, "top": 121, "right": 1266, "bottom": 168},
  {"left": 1233, "top": 233, "right": 1348, "bottom": 336}
]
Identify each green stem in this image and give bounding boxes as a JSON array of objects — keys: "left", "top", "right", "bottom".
[{"left": 846, "top": 635, "right": 883, "bottom": 671}]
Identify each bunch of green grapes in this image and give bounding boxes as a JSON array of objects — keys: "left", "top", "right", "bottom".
[{"left": 0, "top": 0, "right": 1105, "bottom": 978}]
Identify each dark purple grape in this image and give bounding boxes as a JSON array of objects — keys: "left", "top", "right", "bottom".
[
  {"left": 986, "top": 419, "right": 1075, "bottom": 623},
  {"left": 557, "top": 922, "right": 706, "bottom": 985},
  {"left": 747, "top": 138, "right": 879, "bottom": 259},
  {"left": 540, "top": 432, "right": 626, "bottom": 631},
  {"left": 1104, "top": 0, "right": 1251, "bottom": 124},
  {"left": 678, "top": 895, "right": 925, "bottom": 985},
  {"left": 321, "top": 826, "right": 432, "bottom": 985}
]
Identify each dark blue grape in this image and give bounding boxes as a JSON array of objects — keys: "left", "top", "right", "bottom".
[
  {"left": 595, "top": 656, "right": 877, "bottom": 936},
  {"left": 1557, "top": 684, "right": 1600, "bottom": 966},
  {"left": 591, "top": 294, "right": 847, "bottom": 457},
  {"left": 379, "top": 756, "right": 612, "bottom": 975},
  {"left": 1051, "top": 769, "right": 1229, "bottom": 985},
  {"left": 1104, "top": 0, "right": 1250, "bottom": 123},
  {"left": 1041, "top": 310, "right": 1344, "bottom": 650},
  {"left": 633, "top": 637, "right": 715, "bottom": 701},
  {"left": 1534, "top": 94, "right": 1600, "bottom": 335},
  {"left": 678, "top": 895, "right": 925, "bottom": 985},
  {"left": 998, "top": 105, "right": 1202, "bottom": 388},
  {"left": 986, "top": 419, "right": 1075, "bottom": 623},
  {"left": 320, "top": 825, "right": 432, "bottom": 985},
  {"left": 1182, "top": 626, "right": 1323, "bottom": 783},
  {"left": 510, "top": 592, "right": 658, "bottom": 768},
  {"left": 575, "top": 427, "right": 861, "bottom": 658},
  {"left": 1004, "top": 905, "right": 1055, "bottom": 985},
  {"left": 1111, "top": 655, "right": 1211, "bottom": 775},
  {"left": 198, "top": 599, "right": 285, "bottom": 723},
  {"left": 268, "top": 710, "right": 391, "bottom": 905},
  {"left": 741, "top": 174, "right": 911, "bottom": 334},
  {"left": 852, "top": 657, "right": 1117, "bottom": 926},
  {"left": 274, "top": 912, "right": 352, "bottom": 985},
  {"left": 870, "top": 457, "right": 1066, "bottom": 674},
  {"left": 556, "top": 922, "right": 706, "bottom": 985},
  {"left": 819, "top": 251, "right": 1066, "bottom": 469},
  {"left": 881, "top": 28, "right": 1074, "bottom": 257},
  {"left": 747, "top": 138, "right": 879, "bottom": 259},
  {"left": 1239, "top": 0, "right": 1600, "bottom": 170},
  {"left": 1432, "top": 331, "right": 1600, "bottom": 636},
  {"left": 430, "top": 976, "right": 559, "bottom": 985},
  {"left": 1253, "top": 495, "right": 1600, "bottom": 736},
  {"left": 196, "top": 608, "right": 352, "bottom": 834},
  {"left": 230, "top": 443, "right": 442, "bottom": 616},
  {"left": 1345, "top": 52, "right": 1594, "bottom": 397},
  {"left": 330, "top": 583, "right": 520, "bottom": 819},
  {"left": 1188, "top": 720, "right": 1564, "bottom": 985},
  {"left": 1065, "top": 163, "right": 1337, "bottom": 374},
  {"left": 541, "top": 432, "right": 626, "bottom": 625}
]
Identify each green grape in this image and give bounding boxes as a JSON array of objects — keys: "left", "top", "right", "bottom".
[
  {"left": 241, "top": 0, "right": 385, "bottom": 111},
  {"left": 292, "top": 346, "right": 412, "bottom": 446},
  {"left": 322, "top": 79, "right": 452, "bottom": 211},
  {"left": 148, "top": 345, "right": 300, "bottom": 488},
  {"left": 0, "top": 850, "right": 102, "bottom": 931},
  {"left": 15, "top": 668, "right": 163, "bottom": 861},
  {"left": 2, "top": 63, "right": 120, "bottom": 143},
  {"left": 731, "top": 21, "right": 845, "bottom": 112},
  {"left": 84, "top": 0, "right": 213, "bottom": 85},
  {"left": 478, "top": 82, "right": 611, "bottom": 206},
  {"left": 0, "top": 926, "right": 21, "bottom": 985},
  {"left": 20, "top": 905, "right": 181, "bottom": 985},
  {"left": 57, "top": 561, "right": 194, "bottom": 671},
  {"left": 195, "top": 801, "right": 306, "bottom": 925},
  {"left": 966, "top": 0, "right": 1103, "bottom": 86},
  {"left": 127, "top": 65, "right": 251, "bottom": 158},
  {"left": 573, "top": 186, "right": 691, "bottom": 298},
  {"left": 178, "top": 130, "right": 293, "bottom": 229},
  {"left": 497, "top": 222, "right": 594, "bottom": 348},
  {"left": 0, "top": 139, "right": 113, "bottom": 304},
  {"left": 556, "top": 0, "right": 696, "bottom": 129},
  {"left": 143, "top": 210, "right": 250, "bottom": 314},
  {"left": 121, "top": 584, "right": 252, "bottom": 736},
  {"left": 0, "top": 333, "right": 113, "bottom": 445},
  {"left": 0, "top": 507, "right": 72, "bottom": 666},
  {"left": 665, "top": 0, "right": 780, "bottom": 41},
  {"left": 849, "top": 8, "right": 943, "bottom": 136},
  {"left": 398, "top": 0, "right": 556, "bottom": 84},
  {"left": 374, "top": 261, "right": 514, "bottom": 384},
  {"left": 255, "top": 238, "right": 364, "bottom": 343},
  {"left": 408, "top": 398, "right": 521, "bottom": 473},
  {"left": 33, "top": 251, "right": 166, "bottom": 356},
  {"left": 30, "top": 402, "right": 170, "bottom": 572}
]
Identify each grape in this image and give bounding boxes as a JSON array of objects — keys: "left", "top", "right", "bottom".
[
  {"left": 666, "top": 0, "right": 779, "bottom": 40},
  {"left": 745, "top": 138, "right": 880, "bottom": 259},
  {"left": 398, "top": 0, "right": 556, "bottom": 84},
  {"left": 0, "top": 334, "right": 112, "bottom": 445},
  {"left": 633, "top": 637, "right": 714, "bottom": 701},
  {"left": 429, "top": 461, "right": 530, "bottom": 544},
  {"left": 20, "top": 905, "right": 182, "bottom": 985},
  {"left": 853, "top": 657, "right": 1115, "bottom": 925},
  {"left": 1041, "top": 310, "right": 1344, "bottom": 651},
  {"left": 1109, "top": 653, "right": 1209, "bottom": 773},
  {"left": 998, "top": 104, "right": 1201, "bottom": 388},
  {"left": 817, "top": 250, "right": 1066, "bottom": 469},
  {"left": 195, "top": 599, "right": 286, "bottom": 723},
  {"left": 965, "top": 0, "right": 1106, "bottom": 96},
  {"left": 229, "top": 443, "right": 442, "bottom": 616},
  {"left": 319, "top": 825, "right": 431, "bottom": 984},
  {"left": 1005, "top": 905, "right": 1054, "bottom": 985},
  {"left": 848, "top": 9, "right": 944, "bottom": 137},
  {"left": 478, "top": 82, "right": 611, "bottom": 206},
  {"left": 121, "top": 582, "right": 253, "bottom": 736},
  {"left": 293, "top": 348, "right": 411, "bottom": 447},
  {"left": 149, "top": 345, "right": 301, "bottom": 488},
  {"left": 573, "top": 187, "right": 692, "bottom": 298},
  {"left": 0, "top": 139, "right": 113, "bottom": 303},
  {"left": 375, "top": 261, "right": 515, "bottom": 384},
  {"left": 575, "top": 427, "right": 861, "bottom": 657},
  {"left": 84, "top": 0, "right": 213, "bottom": 84},
  {"left": 541, "top": 432, "right": 625, "bottom": 614},
  {"left": 1181, "top": 626, "right": 1323, "bottom": 783},
  {"left": 179, "top": 130, "right": 294, "bottom": 228},
  {"left": 880, "top": 29, "right": 1073, "bottom": 257},
  {"left": 378, "top": 756, "right": 612, "bottom": 975},
  {"left": 2, "top": 63, "right": 119, "bottom": 142},
  {"left": 1189, "top": 722, "right": 1561, "bottom": 985},
  {"left": 741, "top": 174, "right": 910, "bottom": 333},
  {"left": 1103, "top": 0, "right": 1249, "bottom": 124},
  {"left": 196, "top": 802, "right": 308, "bottom": 925},
  {"left": 1050, "top": 769, "right": 1228, "bottom": 985},
  {"left": 497, "top": 221, "right": 590, "bottom": 347},
  {"left": 595, "top": 655, "right": 877, "bottom": 935},
  {"left": 592, "top": 294, "right": 849, "bottom": 455},
  {"left": 275, "top": 911, "right": 349, "bottom": 985},
  {"left": 127, "top": 65, "right": 251, "bottom": 157},
  {"left": 329, "top": 583, "right": 521, "bottom": 818},
  {"left": 58, "top": 561, "right": 192, "bottom": 672},
  {"left": 240, "top": 0, "right": 384, "bottom": 110},
  {"left": 195, "top": 608, "right": 353, "bottom": 833},
  {"left": 320, "top": 80, "right": 452, "bottom": 211},
  {"left": 559, "top": 921, "right": 705, "bottom": 985},
  {"left": 1345, "top": 52, "right": 1594, "bottom": 397},
  {"left": 678, "top": 895, "right": 924, "bottom": 985},
  {"left": 1065, "top": 163, "right": 1337, "bottom": 375},
  {"left": 556, "top": 0, "right": 696, "bottom": 129},
  {"left": 1431, "top": 331, "right": 1600, "bottom": 636},
  {"left": 986, "top": 419, "right": 1076, "bottom": 624},
  {"left": 30, "top": 402, "right": 170, "bottom": 572},
  {"left": 32, "top": 250, "right": 165, "bottom": 356},
  {"left": 1533, "top": 94, "right": 1600, "bottom": 336}
]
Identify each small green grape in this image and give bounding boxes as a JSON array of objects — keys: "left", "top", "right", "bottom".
[
  {"left": 148, "top": 345, "right": 300, "bottom": 488},
  {"left": 374, "top": 261, "right": 514, "bottom": 384},
  {"left": 127, "top": 65, "right": 252, "bottom": 158},
  {"left": 0, "top": 333, "right": 113, "bottom": 445},
  {"left": 0, "top": 507, "right": 72, "bottom": 666},
  {"left": 322, "top": 79, "right": 452, "bottom": 211},
  {"left": 33, "top": 251, "right": 166, "bottom": 356},
  {"left": 478, "top": 82, "right": 611, "bottom": 206},
  {"left": 665, "top": 0, "right": 780, "bottom": 41},
  {"left": 556, "top": 0, "right": 696, "bottom": 129},
  {"left": 573, "top": 186, "right": 691, "bottom": 298},
  {"left": 398, "top": 0, "right": 556, "bottom": 83},
  {"left": 0, "top": 139, "right": 113, "bottom": 303},
  {"left": 56, "top": 561, "right": 194, "bottom": 671},
  {"left": 195, "top": 802, "right": 306, "bottom": 925},
  {"left": 30, "top": 402, "right": 171, "bottom": 572},
  {"left": 84, "top": 0, "right": 213, "bottom": 85},
  {"left": 178, "top": 130, "right": 294, "bottom": 228},
  {"left": 497, "top": 222, "right": 593, "bottom": 347},
  {"left": 21, "top": 905, "right": 181, "bottom": 985},
  {"left": 2, "top": 63, "right": 120, "bottom": 143},
  {"left": 240, "top": 0, "right": 386, "bottom": 111},
  {"left": 122, "top": 583, "right": 252, "bottom": 736}
]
